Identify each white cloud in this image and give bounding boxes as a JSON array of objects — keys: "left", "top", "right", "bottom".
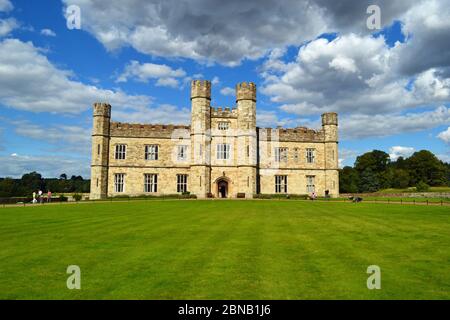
[
  {"left": 340, "top": 106, "right": 450, "bottom": 139},
  {"left": 0, "top": 153, "right": 90, "bottom": 179},
  {"left": 437, "top": 126, "right": 450, "bottom": 144},
  {"left": 436, "top": 153, "right": 450, "bottom": 163},
  {"left": 338, "top": 149, "right": 359, "bottom": 168},
  {"left": 0, "top": 38, "right": 154, "bottom": 115},
  {"left": 0, "top": 18, "right": 18, "bottom": 37},
  {"left": 113, "top": 104, "right": 190, "bottom": 125},
  {"left": 40, "top": 28, "right": 56, "bottom": 37},
  {"left": 61, "top": 0, "right": 419, "bottom": 65},
  {"left": 0, "top": 0, "right": 13, "bottom": 12},
  {"left": 329, "top": 56, "right": 358, "bottom": 73},
  {"left": 117, "top": 60, "right": 186, "bottom": 88},
  {"left": 10, "top": 119, "right": 91, "bottom": 154},
  {"left": 211, "top": 76, "right": 220, "bottom": 85},
  {"left": 389, "top": 146, "right": 415, "bottom": 161},
  {"left": 220, "top": 87, "right": 234, "bottom": 97}
]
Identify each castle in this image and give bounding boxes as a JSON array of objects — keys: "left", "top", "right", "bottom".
[{"left": 90, "top": 80, "right": 339, "bottom": 199}]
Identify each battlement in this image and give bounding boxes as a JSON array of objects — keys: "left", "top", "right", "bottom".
[
  {"left": 93, "top": 102, "right": 111, "bottom": 118},
  {"left": 191, "top": 80, "right": 211, "bottom": 100},
  {"left": 211, "top": 106, "right": 238, "bottom": 118},
  {"left": 110, "top": 122, "right": 190, "bottom": 138},
  {"left": 258, "top": 127, "right": 325, "bottom": 142},
  {"left": 236, "top": 82, "right": 256, "bottom": 102},
  {"left": 322, "top": 112, "right": 338, "bottom": 126}
]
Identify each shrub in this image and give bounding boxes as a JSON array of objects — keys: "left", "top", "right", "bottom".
[
  {"left": 73, "top": 194, "right": 82, "bottom": 202},
  {"left": 112, "top": 195, "right": 131, "bottom": 199},
  {"left": 59, "top": 195, "right": 68, "bottom": 202},
  {"left": 416, "top": 181, "right": 430, "bottom": 192}
]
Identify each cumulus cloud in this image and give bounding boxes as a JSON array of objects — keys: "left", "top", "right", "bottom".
[
  {"left": 40, "top": 28, "right": 56, "bottom": 37},
  {"left": 338, "top": 149, "right": 359, "bottom": 168},
  {"left": 0, "top": 39, "right": 156, "bottom": 116},
  {"left": 117, "top": 60, "right": 186, "bottom": 88},
  {"left": 0, "top": 153, "right": 90, "bottom": 178},
  {"left": 220, "top": 87, "right": 234, "bottom": 97},
  {"left": 438, "top": 127, "right": 450, "bottom": 144},
  {"left": 113, "top": 104, "right": 190, "bottom": 125},
  {"left": 0, "top": 18, "right": 18, "bottom": 37},
  {"left": 0, "top": 0, "right": 13, "bottom": 12},
  {"left": 340, "top": 106, "right": 450, "bottom": 139},
  {"left": 211, "top": 76, "right": 220, "bottom": 85},
  {"left": 399, "top": 0, "right": 450, "bottom": 75},
  {"left": 10, "top": 119, "right": 91, "bottom": 154},
  {"left": 389, "top": 146, "right": 415, "bottom": 161},
  {"left": 61, "top": 0, "right": 419, "bottom": 66},
  {"left": 261, "top": 34, "right": 450, "bottom": 116}
]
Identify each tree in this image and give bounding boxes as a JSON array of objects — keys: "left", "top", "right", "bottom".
[
  {"left": 404, "top": 150, "right": 447, "bottom": 186},
  {"left": 339, "top": 166, "right": 359, "bottom": 193},
  {"left": 355, "top": 150, "right": 390, "bottom": 173},
  {"left": 354, "top": 150, "right": 390, "bottom": 192},
  {"left": 358, "top": 168, "right": 380, "bottom": 193},
  {"left": 59, "top": 173, "right": 67, "bottom": 180},
  {"left": 20, "top": 172, "right": 45, "bottom": 195},
  {"left": 391, "top": 169, "right": 410, "bottom": 189}
]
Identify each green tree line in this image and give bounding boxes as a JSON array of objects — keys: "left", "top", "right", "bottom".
[
  {"left": 340, "top": 150, "right": 450, "bottom": 193},
  {"left": 0, "top": 172, "right": 90, "bottom": 197}
]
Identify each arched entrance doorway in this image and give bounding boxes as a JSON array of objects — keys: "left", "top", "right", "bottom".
[{"left": 217, "top": 180, "right": 228, "bottom": 198}]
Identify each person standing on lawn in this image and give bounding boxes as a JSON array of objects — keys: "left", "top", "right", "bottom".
[{"left": 47, "top": 190, "right": 52, "bottom": 203}]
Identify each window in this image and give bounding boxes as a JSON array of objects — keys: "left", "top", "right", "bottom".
[
  {"left": 145, "top": 145, "right": 159, "bottom": 160},
  {"left": 114, "top": 173, "right": 125, "bottom": 193},
  {"left": 294, "top": 148, "right": 299, "bottom": 162},
  {"left": 218, "top": 122, "right": 229, "bottom": 130},
  {"left": 217, "top": 144, "right": 231, "bottom": 160},
  {"left": 275, "top": 175, "right": 288, "bottom": 193},
  {"left": 97, "top": 144, "right": 100, "bottom": 155},
  {"left": 144, "top": 174, "right": 157, "bottom": 193},
  {"left": 115, "top": 144, "right": 126, "bottom": 160},
  {"left": 177, "top": 145, "right": 188, "bottom": 161},
  {"left": 274, "top": 147, "right": 288, "bottom": 162},
  {"left": 306, "top": 175, "right": 315, "bottom": 193},
  {"left": 177, "top": 174, "right": 188, "bottom": 193},
  {"left": 247, "top": 145, "right": 250, "bottom": 157},
  {"left": 306, "top": 148, "right": 315, "bottom": 164}
]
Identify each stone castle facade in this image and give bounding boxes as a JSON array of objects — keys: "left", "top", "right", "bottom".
[{"left": 90, "top": 80, "right": 339, "bottom": 199}]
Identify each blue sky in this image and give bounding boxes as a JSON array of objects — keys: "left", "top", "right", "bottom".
[{"left": 0, "top": 0, "right": 449, "bottom": 178}]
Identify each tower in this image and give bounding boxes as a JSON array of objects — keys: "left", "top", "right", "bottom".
[
  {"left": 90, "top": 103, "right": 111, "bottom": 200},
  {"left": 236, "top": 82, "right": 257, "bottom": 198},
  {"left": 190, "top": 80, "right": 212, "bottom": 198},
  {"left": 322, "top": 112, "right": 339, "bottom": 197}
]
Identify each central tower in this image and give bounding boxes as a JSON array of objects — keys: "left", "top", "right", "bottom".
[{"left": 190, "top": 80, "right": 212, "bottom": 198}]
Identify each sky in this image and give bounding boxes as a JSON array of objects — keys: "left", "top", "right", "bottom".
[{"left": 0, "top": 0, "right": 449, "bottom": 178}]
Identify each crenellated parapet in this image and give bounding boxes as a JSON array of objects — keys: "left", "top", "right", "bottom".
[
  {"left": 211, "top": 106, "right": 238, "bottom": 118},
  {"left": 110, "top": 122, "right": 191, "bottom": 138},
  {"left": 93, "top": 102, "right": 111, "bottom": 118},
  {"left": 258, "top": 127, "right": 325, "bottom": 142},
  {"left": 321, "top": 112, "right": 338, "bottom": 126},
  {"left": 191, "top": 80, "right": 211, "bottom": 100},
  {"left": 236, "top": 82, "right": 256, "bottom": 102}
]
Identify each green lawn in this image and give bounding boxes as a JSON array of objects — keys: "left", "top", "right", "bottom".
[{"left": 0, "top": 200, "right": 449, "bottom": 299}]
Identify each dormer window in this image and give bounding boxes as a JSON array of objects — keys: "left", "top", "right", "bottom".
[{"left": 218, "top": 122, "right": 229, "bottom": 130}]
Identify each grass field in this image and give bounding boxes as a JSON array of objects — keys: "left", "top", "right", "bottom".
[{"left": 0, "top": 200, "right": 449, "bottom": 299}]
